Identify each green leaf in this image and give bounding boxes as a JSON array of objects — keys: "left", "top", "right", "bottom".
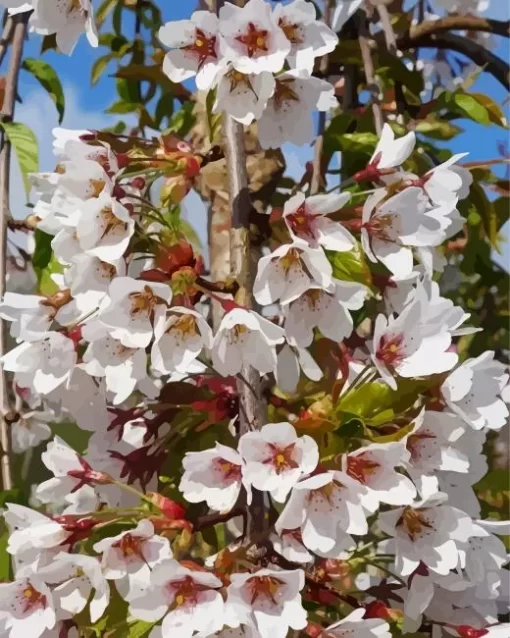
[
  {"left": 415, "top": 116, "right": 462, "bottom": 140},
  {"left": 453, "top": 93, "right": 491, "bottom": 125},
  {"left": 96, "top": 0, "right": 118, "bottom": 27},
  {"left": 49, "top": 421, "right": 91, "bottom": 455},
  {"left": 32, "top": 229, "right": 53, "bottom": 270},
  {"left": 326, "top": 241, "right": 373, "bottom": 288},
  {"left": 205, "top": 88, "right": 221, "bottom": 143},
  {"left": 0, "top": 519, "right": 11, "bottom": 581},
  {"left": 22, "top": 58, "right": 65, "bottom": 124},
  {"left": 91, "top": 54, "right": 115, "bottom": 85},
  {"left": 0, "top": 122, "right": 38, "bottom": 195},
  {"left": 334, "top": 378, "right": 433, "bottom": 426},
  {"left": 166, "top": 102, "right": 196, "bottom": 137},
  {"left": 127, "top": 621, "right": 156, "bottom": 638},
  {"left": 107, "top": 101, "right": 140, "bottom": 114},
  {"left": 470, "top": 92, "right": 508, "bottom": 128}
]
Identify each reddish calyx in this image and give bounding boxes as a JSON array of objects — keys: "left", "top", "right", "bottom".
[
  {"left": 53, "top": 515, "right": 98, "bottom": 546},
  {"left": 67, "top": 457, "right": 113, "bottom": 491},
  {"left": 353, "top": 152, "right": 396, "bottom": 183},
  {"left": 147, "top": 492, "right": 187, "bottom": 520},
  {"left": 453, "top": 627, "right": 489, "bottom": 638}
]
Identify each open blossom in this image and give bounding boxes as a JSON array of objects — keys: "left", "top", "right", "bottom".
[
  {"left": 324, "top": 608, "right": 391, "bottom": 638},
  {"left": 225, "top": 568, "right": 307, "bottom": 638},
  {"left": 180, "top": 443, "right": 247, "bottom": 512},
  {"left": 2, "top": 332, "right": 77, "bottom": 396},
  {"left": 98, "top": 277, "right": 172, "bottom": 348},
  {"left": 211, "top": 308, "right": 285, "bottom": 376},
  {"left": 159, "top": 11, "right": 222, "bottom": 90},
  {"left": 270, "top": 528, "right": 313, "bottom": 564},
  {"left": 35, "top": 436, "right": 111, "bottom": 511},
  {"left": 370, "top": 295, "right": 458, "bottom": 391},
  {"left": 258, "top": 70, "right": 336, "bottom": 149},
  {"left": 284, "top": 279, "right": 368, "bottom": 347},
  {"left": 238, "top": 422, "right": 319, "bottom": 502},
  {"left": 219, "top": 0, "right": 290, "bottom": 74},
  {"left": 4, "top": 504, "right": 72, "bottom": 574},
  {"left": 93, "top": 519, "right": 173, "bottom": 600},
  {"left": 6, "top": 0, "right": 99, "bottom": 55},
  {"left": 0, "top": 292, "right": 63, "bottom": 342},
  {"left": 0, "top": 574, "right": 56, "bottom": 638},
  {"left": 151, "top": 306, "right": 213, "bottom": 376},
  {"left": 11, "top": 409, "right": 53, "bottom": 454},
  {"left": 378, "top": 493, "right": 473, "bottom": 576},
  {"left": 39, "top": 553, "right": 109, "bottom": 623},
  {"left": 361, "top": 187, "right": 458, "bottom": 278},
  {"left": 356, "top": 123, "right": 415, "bottom": 183},
  {"left": 341, "top": 441, "right": 416, "bottom": 509},
  {"left": 273, "top": 0, "right": 338, "bottom": 73},
  {"left": 213, "top": 66, "right": 275, "bottom": 125},
  {"left": 441, "top": 351, "right": 509, "bottom": 431},
  {"left": 129, "top": 560, "right": 225, "bottom": 637},
  {"left": 74, "top": 193, "right": 134, "bottom": 263},
  {"left": 282, "top": 191, "right": 354, "bottom": 252},
  {"left": 275, "top": 471, "right": 367, "bottom": 557},
  {"left": 254, "top": 241, "right": 333, "bottom": 306},
  {"left": 275, "top": 341, "right": 322, "bottom": 393}
]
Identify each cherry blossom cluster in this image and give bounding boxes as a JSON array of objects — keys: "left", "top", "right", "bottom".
[{"left": 159, "top": 0, "right": 338, "bottom": 148}]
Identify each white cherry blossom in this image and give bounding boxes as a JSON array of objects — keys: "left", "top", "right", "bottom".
[
  {"left": 273, "top": 0, "right": 338, "bottom": 73},
  {"left": 357, "top": 123, "right": 415, "bottom": 182},
  {"left": 180, "top": 443, "right": 246, "bottom": 512},
  {"left": 129, "top": 560, "right": 225, "bottom": 637},
  {"left": 211, "top": 307, "right": 285, "bottom": 376},
  {"left": 284, "top": 279, "right": 368, "bottom": 347},
  {"left": 225, "top": 568, "right": 307, "bottom": 638},
  {"left": 2, "top": 332, "right": 77, "bottom": 396},
  {"left": 11, "top": 409, "right": 53, "bottom": 454},
  {"left": 28, "top": 0, "right": 98, "bottom": 55},
  {"left": 151, "top": 306, "right": 213, "bottom": 376},
  {"left": 258, "top": 70, "right": 336, "bottom": 149},
  {"left": 159, "top": 11, "right": 222, "bottom": 91},
  {"left": 378, "top": 493, "right": 473, "bottom": 576},
  {"left": 98, "top": 277, "right": 172, "bottom": 348},
  {"left": 74, "top": 193, "right": 134, "bottom": 263},
  {"left": 341, "top": 441, "right": 416, "bottom": 509},
  {"left": 275, "top": 341, "right": 322, "bottom": 393},
  {"left": 219, "top": 0, "right": 290, "bottom": 75},
  {"left": 275, "top": 471, "right": 367, "bottom": 556},
  {"left": 39, "top": 553, "right": 110, "bottom": 623},
  {"left": 441, "top": 351, "right": 509, "bottom": 430},
  {"left": 0, "top": 575, "right": 56, "bottom": 638},
  {"left": 370, "top": 296, "right": 458, "bottom": 391},
  {"left": 93, "top": 519, "right": 172, "bottom": 600},
  {"left": 213, "top": 66, "right": 275, "bottom": 125},
  {"left": 238, "top": 422, "right": 319, "bottom": 503},
  {"left": 253, "top": 241, "right": 333, "bottom": 306},
  {"left": 324, "top": 608, "right": 391, "bottom": 638},
  {"left": 270, "top": 528, "right": 313, "bottom": 564},
  {"left": 282, "top": 191, "right": 354, "bottom": 251}
]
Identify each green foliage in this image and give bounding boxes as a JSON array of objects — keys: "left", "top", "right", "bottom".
[
  {"left": 0, "top": 121, "right": 38, "bottom": 195},
  {"left": 22, "top": 58, "right": 65, "bottom": 123},
  {"left": 326, "top": 242, "right": 373, "bottom": 288}
]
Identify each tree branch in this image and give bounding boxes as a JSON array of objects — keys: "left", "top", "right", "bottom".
[
  {"left": 404, "top": 32, "right": 510, "bottom": 90},
  {"left": 217, "top": 1, "right": 266, "bottom": 539},
  {"left": 0, "top": 13, "right": 14, "bottom": 68},
  {"left": 355, "top": 11, "right": 384, "bottom": 135},
  {"left": 0, "top": 11, "right": 29, "bottom": 491},
  {"left": 407, "top": 16, "right": 510, "bottom": 41}
]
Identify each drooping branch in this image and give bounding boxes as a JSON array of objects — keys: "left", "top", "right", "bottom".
[
  {"left": 0, "top": 11, "right": 30, "bottom": 492},
  {"left": 407, "top": 16, "right": 510, "bottom": 41},
  {"left": 404, "top": 31, "right": 510, "bottom": 90}
]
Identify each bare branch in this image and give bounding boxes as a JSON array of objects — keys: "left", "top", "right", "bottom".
[
  {"left": 0, "top": 11, "right": 29, "bottom": 491},
  {"left": 355, "top": 11, "right": 384, "bottom": 135},
  {"left": 407, "top": 16, "right": 510, "bottom": 41}
]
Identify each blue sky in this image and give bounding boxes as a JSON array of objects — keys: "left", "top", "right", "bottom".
[{"left": 13, "top": 0, "right": 510, "bottom": 267}]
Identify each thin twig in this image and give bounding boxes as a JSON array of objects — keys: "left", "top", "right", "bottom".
[
  {"left": 0, "top": 11, "right": 29, "bottom": 491},
  {"left": 374, "top": 2, "right": 398, "bottom": 55},
  {"left": 355, "top": 11, "right": 384, "bottom": 135},
  {"left": 0, "top": 13, "right": 14, "bottom": 68}
]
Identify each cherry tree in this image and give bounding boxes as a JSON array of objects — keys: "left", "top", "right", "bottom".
[{"left": 0, "top": 0, "right": 508, "bottom": 637}]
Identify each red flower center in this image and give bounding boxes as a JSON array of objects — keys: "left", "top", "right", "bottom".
[
  {"left": 406, "top": 431, "right": 436, "bottom": 462},
  {"left": 346, "top": 454, "right": 380, "bottom": 484},
  {"left": 285, "top": 204, "right": 315, "bottom": 241},
  {"left": 183, "top": 28, "right": 217, "bottom": 67},
  {"left": 376, "top": 334, "right": 405, "bottom": 367},
  {"left": 19, "top": 583, "right": 47, "bottom": 614},
  {"left": 397, "top": 507, "right": 434, "bottom": 542},
  {"left": 235, "top": 22, "right": 269, "bottom": 58},
  {"left": 246, "top": 575, "right": 284, "bottom": 605},
  {"left": 264, "top": 442, "right": 299, "bottom": 474},
  {"left": 113, "top": 533, "right": 146, "bottom": 560}
]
